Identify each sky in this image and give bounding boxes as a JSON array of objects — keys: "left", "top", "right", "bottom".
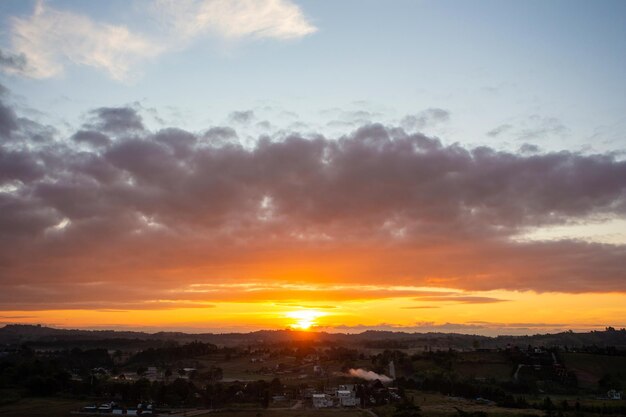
[{"left": 0, "top": 0, "right": 625, "bottom": 335}]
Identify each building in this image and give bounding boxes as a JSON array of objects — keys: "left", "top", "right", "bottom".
[
  {"left": 389, "top": 361, "right": 396, "bottom": 380},
  {"left": 312, "top": 394, "right": 333, "bottom": 408},
  {"left": 336, "top": 389, "right": 359, "bottom": 407},
  {"left": 145, "top": 366, "right": 159, "bottom": 381}
]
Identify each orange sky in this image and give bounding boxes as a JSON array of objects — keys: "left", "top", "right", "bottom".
[{"left": 2, "top": 283, "right": 625, "bottom": 335}]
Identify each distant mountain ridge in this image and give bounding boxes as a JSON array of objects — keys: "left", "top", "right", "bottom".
[{"left": 1, "top": 324, "right": 625, "bottom": 349}]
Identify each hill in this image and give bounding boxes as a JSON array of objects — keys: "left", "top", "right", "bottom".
[{"left": 1, "top": 324, "right": 625, "bottom": 349}]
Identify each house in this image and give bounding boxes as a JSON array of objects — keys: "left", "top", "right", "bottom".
[
  {"left": 337, "top": 389, "right": 359, "bottom": 406},
  {"left": 80, "top": 405, "right": 98, "bottom": 412},
  {"left": 145, "top": 366, "right": 159, "bottom": 381},
  {"left": 608, "top": 390, "right": 622, "bottom": 400},
  {"left": 302, "top": 387, "right": 315, "bottom": 399},
  {"left": 312, "top": 393, "right": 333, "bottom": 408},
  {"left": 97, "top": 402, "right": 114, "bottom": 412}
]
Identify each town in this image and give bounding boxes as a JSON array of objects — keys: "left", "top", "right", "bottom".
[{"left": 0, "top": 325, "right": 625, "bottom": 417}]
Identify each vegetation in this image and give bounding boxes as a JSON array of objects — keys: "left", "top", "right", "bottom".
[{"left": 0, "top": 327, "right": 625, "bottom": 416}]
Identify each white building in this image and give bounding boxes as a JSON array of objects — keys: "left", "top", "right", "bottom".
[
  {"left": 389, "top": 361, "right": 396, "bottom": 380},
  {"left": 608, "top": 390, "right": 622, "bottom": 400},
  {"left": 145, "top": 366, "right": 159, "bottom": 381},
  {"left": 312, "top": 394, "right": 333, "bottom": 408},
  {"left": 336, "top": 389, "right": 359, "bottom": 407}
]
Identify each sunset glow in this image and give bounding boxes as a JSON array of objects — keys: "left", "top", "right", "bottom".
[{"left": 286, "top": 310, "right": 326, "bottom": 330}]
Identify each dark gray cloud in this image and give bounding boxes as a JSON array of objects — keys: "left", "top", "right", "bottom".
[
  {"left": 0, "top": 88, "right": 18, "bottom": 139},
  {"left": 487, "top": 117, "right": 568, "bottom": 141},
  {"left": 519, "top": 116, "right": 568, "bottom": 141},
  {"left": 72, "top": 130, "right": 112, "bottom": 147},
  {"left": 0, "top": 94, "right": 625, "bottom": 309},
  {"left": 203, "top": 126, "right": 238, "bottom": 142},
  {"left": 487, "top": 124, "right": 512, "bottom": 137},
  {"left": 88, "top": 107, "right": 144, "bottom": 133},
  {"left": 519, "top": 143, "right": 540, "bottom": 153},
  {"left": 0, "top": 49, "right": 27, "bottom": 72},
  {"left": 229, "top": 110, "right": 255, "bottom": 124},
  {"left": 401, "top": 108, "right": 450, "bottom": 131},
  {"left": 0, "top": 147, "right": 45, "bottom": 183}
]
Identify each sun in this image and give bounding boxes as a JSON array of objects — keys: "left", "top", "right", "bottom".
[{"left": 285, "top": 309, "right": 324, "bottom": 330}]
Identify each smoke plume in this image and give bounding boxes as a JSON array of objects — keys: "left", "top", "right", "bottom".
[{"left": 348, "top": 368, "right": 392, "bottom": 383}]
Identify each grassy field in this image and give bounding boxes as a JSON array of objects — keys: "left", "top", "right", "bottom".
[
  {"left": 184, "top": 409, "right": 372, "bottom": 417},
  {"left": 453, "top": 362, "right": 513, "bottom": 380},
  {"left": 526, "top": 393, "right": 626, "bottom": 408},
  {"left": 560, "top": 353, "right": 626, "bottom": 389},
  {"left": 0, "top": 397, "right": 84, "bottom": 417},
  {"left": 409, "top": 351, "right": 514, "bottom": 382},
  {"left": 2, "top": 393, "right": 623, "bottom": 417},
  {"left": 196, "top": 354, "right": 312, "bottom": 381},
  {"left": 395, "top": 392, "right": 542, "bottom": 417}
]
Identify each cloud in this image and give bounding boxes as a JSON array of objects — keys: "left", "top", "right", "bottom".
[
  {"left": 0, "top": 49, "right": 27, "bottom": 73},
  {"left": 0, "top": 283, "right": 467, "bottom": 310},
  {"left": 71, "top": 130, "right": 112, "bottom": 147},
  {"left": 0, "top": 89, "right": 626, "bottom": 310},
  {"left": 401, "top": 108, "right": 450, "bottom": 131},
  {"left": 411, "top": 296, "right": 508, "bottom": 304},
  {"left": 321, "top": 321, "right": 603, "bottom": 336},
  {"left": 8, "top": 1, "right": 163, "bottom": 80},
  {"left": 487, "top": 117, "right": 568, "bottom": 141},
  {"left": 153, "top": 0, "right": 317, "bottom": 41},
  {"left": 0, "top": 102, "right": 19, "bottom": 139},
  {"left": 229, "top": 110, "right": 255, "bottom": 124},
  {"left": 202, "top": 126, "right": 238, "bottom": 145},
  {"left": 487, "top": 124, "right": 512, "bottom": 137},
  {"left": 518, "top": 116, "right": 568, "bottom": 141},
  {"left": 2, "top": 0, "right": 317, "bottom": 81},
  {"left": 519, "top": 143, "right": 540, "bottom": 154},
  {"left": 328, "top": 322, "right": 487, "bottom": 333},
  {"left": 401, "top": 306, "right": 439, "bottom": 309},
  {"left": 87, "top": 107, "right": 145, "bottom": 133}
]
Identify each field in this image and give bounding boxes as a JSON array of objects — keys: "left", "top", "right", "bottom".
[
  {"left": 373, "top": 392, "right": 542, "bottom": 417},
  {"left": 0, "top": 397, "right": 85, "bottom": 417},
  {"left": 2, "top": 392, "right": 625, "bottom": 417},
  {"left": 453, "top": 352, "right": 514, "bottom": 381},
  {"left": 0, "top": 401, "right": 370, "bottom": 417},
  {"left": 191, "top": 409, "right": 371, "bottom": 417},
  {"left": 560, "top": 352, "right": 626, "bottom": 389},
  {"left": 192, "top": 353, "right": 371, "bottom": 385}
]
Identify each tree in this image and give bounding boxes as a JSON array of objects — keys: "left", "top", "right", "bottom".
[
  {"left": 261, "top": 389, "right": 270, "bottom": 408},
  {"left": 454, "top": 409, "right": 486, "bottom": 417},
  {"left": 394, "top": 401, "right": 421, "bottom": 417},
  {"left": 269, "top": 377, "right": 282, "bottom": 394},
  {"left": 599, "top": 373, "right": 622, "bottom": 391},
  {"left": 543, "top": 397, "right": 555, "bottom": 417},
  {"left": 208, "top": 366, "right": 223, "bottom": 382}
]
